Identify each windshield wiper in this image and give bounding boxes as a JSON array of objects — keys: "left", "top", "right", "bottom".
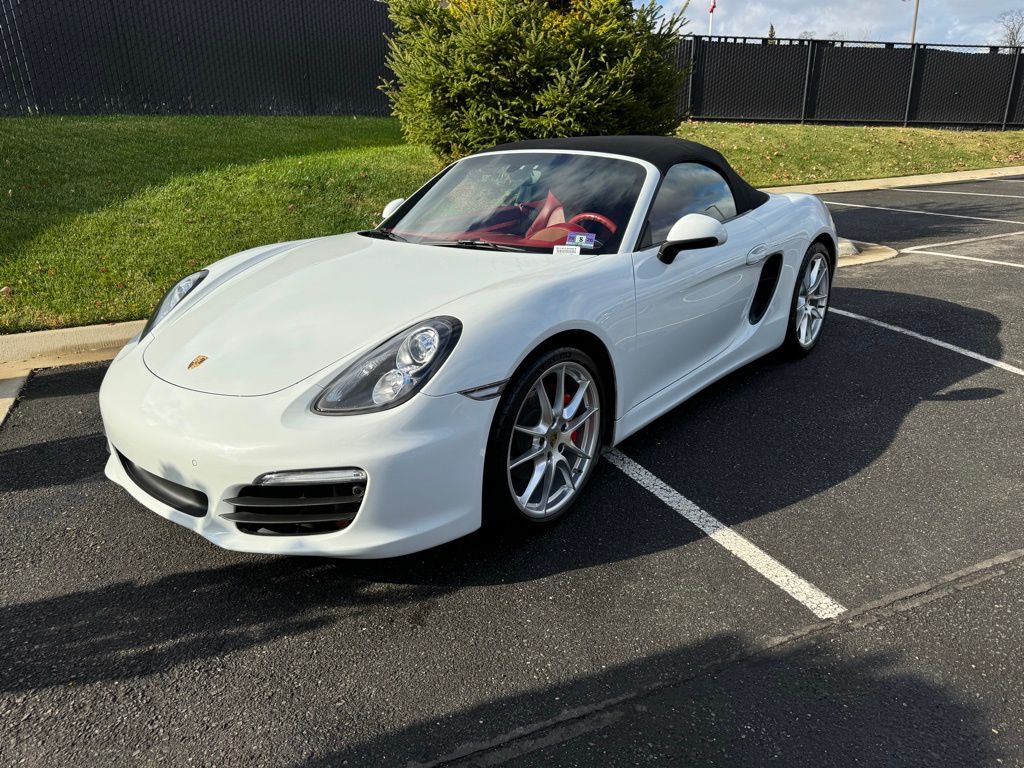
[
  {"left": 422, "top": 239, "right": 526, "bottom": 252},
  {"left": 357, "top": 229, "right": 408, "bottom": 242}
]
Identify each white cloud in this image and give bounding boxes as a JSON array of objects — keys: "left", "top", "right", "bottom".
[{"left": 660, "top": 0, "right": 1013, "bottom": 45}]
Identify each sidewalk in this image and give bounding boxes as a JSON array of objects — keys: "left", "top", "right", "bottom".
[{"left": 764, "top": 164, "right": 1024, "bottom": 194}]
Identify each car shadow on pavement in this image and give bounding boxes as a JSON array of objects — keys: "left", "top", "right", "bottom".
[
  {"left": 1, "top": 363, "right": 107, "bottom": 404},
  {"left": 0, "top": 288, "right": 1010, "bottom": 695},
  {"left": 0, "top": 364, "right": 109, "bottom": 491},
  {"left": 613, "top": 285, "right": 1008, "bottom": 529},
  {"left": 0, "top": 505, "right": 709, "bottom": 693},
  {"left": 0, "top": 432, "right": 107, "bottom": 492},
  {"left": 0, "top": 556, "right": 450, "bottom": 693},
  {"left": 298, "top": 632, "right": 1000, "bottom": 767}
]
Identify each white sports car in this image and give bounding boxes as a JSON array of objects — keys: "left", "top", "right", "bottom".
[{"left": 100, "top": 136, "right": 836, "bottom": 558}]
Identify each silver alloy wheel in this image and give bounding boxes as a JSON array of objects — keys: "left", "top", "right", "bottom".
[
  {"left": 506, "top": 361, "right": 601, "bottom": 519},
  {"left": 795, "top": 253, "right": 830, "bottom": 348}
]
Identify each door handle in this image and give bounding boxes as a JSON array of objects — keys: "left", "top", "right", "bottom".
[{"left": 746, "top": 244, "right": 770, "bottom": 265}]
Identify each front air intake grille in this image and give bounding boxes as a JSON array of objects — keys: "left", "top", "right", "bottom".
[
  {"left": 223, "top": 481, "right": 365, "bottom": 536},
  {"left": 116, "top": 451, "right": 209, "bottom": 518}
]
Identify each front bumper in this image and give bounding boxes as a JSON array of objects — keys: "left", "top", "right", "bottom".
[{"left": 99, "top": 348, "right": 495, "bottom": 558}]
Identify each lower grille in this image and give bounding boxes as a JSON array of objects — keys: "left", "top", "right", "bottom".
[
  {"left": 117, "top": 451, "right": 209, "bottom": 518},
  {"left": 223, "top": 480, "right": 365, "bottom": 536}
]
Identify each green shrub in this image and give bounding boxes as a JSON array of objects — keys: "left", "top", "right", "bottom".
[{"left": 382, "top": 0, "right": 688, "bottom": 160}]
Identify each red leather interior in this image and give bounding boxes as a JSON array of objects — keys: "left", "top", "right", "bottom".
[{"left": 524, "top": 191, "right": 565, "bottom": 240}]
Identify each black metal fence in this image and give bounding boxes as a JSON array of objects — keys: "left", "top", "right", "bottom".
[
  {"left": 0, "top": 0, "right": 394, "bottom": 115},
  {"left": 679, "top": 36, "right": 1024, "bottom": 129},
  {"left": 3, "top": 2, "right": 1024, "bottom": 129}
]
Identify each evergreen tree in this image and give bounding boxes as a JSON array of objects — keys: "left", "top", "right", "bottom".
[{"left": 382, "top": 0, "right": 689, "bottom": 160}]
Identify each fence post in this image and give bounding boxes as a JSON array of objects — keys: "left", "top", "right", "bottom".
[
  {"left": 800, "top": 40, "right": 814, "bottom": 123},
  {"left": 687, "top": 36, "right": 700, "bottom": 118},
  {"left": 903, "top": 43, "right": 919, "bottom": 127},
  {"left": 1002, "top": 47, "right": 1021, "bottom": 130}
]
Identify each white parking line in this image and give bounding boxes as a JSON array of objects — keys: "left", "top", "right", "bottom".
[
  {"left": 902, "top": 230, "right": 1024, "bottom": 252},
  {"left": 903, "top": 250, "right": 1024, "bottom": 269},
  {"left": 894, "top": 230, "right": 1024, "bottom": 269},
  {"left": 892, "top": 188, "right": 1024, "bottom": 200},
  {"left": 823, "top": 200, "right": 1024, "bottom": 226},
  {"left": 604, "top": 449, "right": 847, "bottom": 620},
  {"left": 831, "top": 309, "right": 1024, "bottom": 376}
]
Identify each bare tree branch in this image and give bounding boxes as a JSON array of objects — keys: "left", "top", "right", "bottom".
[{"left": 997, "top": 9, "right": 1024, "bottom": 47}]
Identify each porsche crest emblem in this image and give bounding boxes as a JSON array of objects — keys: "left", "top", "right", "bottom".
[{"left": 187, "top": 355, "right": 209, "bottom": 370}]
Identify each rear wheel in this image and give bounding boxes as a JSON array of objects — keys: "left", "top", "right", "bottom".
[
  {"left": 484, "top": 348, "right": 604, "bottom": 527},
  {"left": 781, "top": 243, "right": 832, "bottom": 357}
]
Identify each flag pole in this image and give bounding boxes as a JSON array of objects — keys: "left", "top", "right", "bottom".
[
  {"left": 910, "top": 0, "right": 920, "bottom": 43},
  {"left": 708, "top": 0, "right": 715, "bottom": 36}
]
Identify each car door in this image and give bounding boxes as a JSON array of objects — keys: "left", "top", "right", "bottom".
[{"left": 630, "top": 163, "right": 770, "bottom": 404}]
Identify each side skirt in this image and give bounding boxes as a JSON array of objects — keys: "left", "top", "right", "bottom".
[{"left": 611, "top": 313, "right": 789, "bottom": 445}]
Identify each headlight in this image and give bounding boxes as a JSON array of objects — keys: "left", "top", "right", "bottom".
[
  {"left": 141, "top": 270, "right": 209, "bottom": 338},
  {"left": 314, "top": 316, "right": 462, "bottom": 415}
]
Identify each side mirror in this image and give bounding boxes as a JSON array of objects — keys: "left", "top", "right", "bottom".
[
  {"left": 381, "top": 198, "right": 405, "bottom": 220},
  {"left": 658, "top": 213, "right": 728, "bottom": 264}
]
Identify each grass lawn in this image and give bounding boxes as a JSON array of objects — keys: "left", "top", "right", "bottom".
[
  {"left": 676, "top": 121, "right": 1024, "bottom": 187},
  {"left": 2, "top": 116, "right": 1024, "bottom": 333},
  {"left": 0, "top": 116, "right": 437, "bottom": 334}
]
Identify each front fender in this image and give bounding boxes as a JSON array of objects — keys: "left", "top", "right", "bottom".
[{"left": 422, "top": 252, "right": 636, "bottom": 419}]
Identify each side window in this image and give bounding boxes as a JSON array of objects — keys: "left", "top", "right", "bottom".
[{"left": 644, "top": 163, "right": 737, "bottom": 246}]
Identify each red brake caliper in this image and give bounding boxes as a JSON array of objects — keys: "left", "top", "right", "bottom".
[{"left": 564, "top": 393, "right": 579, "bottom": 444}]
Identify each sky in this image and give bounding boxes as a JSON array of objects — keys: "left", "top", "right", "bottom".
[{"left": 660, "top": 0, "right": 1016, "bottom": 45}]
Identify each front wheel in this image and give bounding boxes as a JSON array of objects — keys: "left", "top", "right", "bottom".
[
  {"left": 484, "top": 348, "right": 604, "bottom": 527},
  {"left": 781, "top": 243, "right": 832, "bottom": 358}
]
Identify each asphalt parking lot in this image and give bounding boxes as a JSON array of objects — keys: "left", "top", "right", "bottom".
[{"left": 3, "top": 176, "right": 1024, "bottom": 767}]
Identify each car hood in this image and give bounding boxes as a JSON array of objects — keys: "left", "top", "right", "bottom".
[{"left": 143, "top": 233, "right": 562, "bottom": 397}]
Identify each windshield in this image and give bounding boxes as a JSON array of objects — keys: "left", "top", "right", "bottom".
[{"left": 377, "top": 152, "right": 647, "bottom": 254}]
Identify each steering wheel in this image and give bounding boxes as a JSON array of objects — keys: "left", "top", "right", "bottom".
[{"left": 566, "top": 212, "right": 617, "bottom": 233}]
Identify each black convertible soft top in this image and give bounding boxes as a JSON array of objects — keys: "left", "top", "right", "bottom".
[{"left": 484, "top": 135, "right": 769, "bottom": 215}]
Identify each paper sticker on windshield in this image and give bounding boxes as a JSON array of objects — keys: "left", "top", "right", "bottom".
[
  {"left": 565, "top": 232, "right": 596, "bottom": 249},
  {"left": 553, "top": 245, "right": 581, "bottom": 257}
]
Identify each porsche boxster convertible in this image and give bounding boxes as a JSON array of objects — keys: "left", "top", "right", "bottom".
[{"left": 100, "top": 135, "right": 837, "bottom": 557}]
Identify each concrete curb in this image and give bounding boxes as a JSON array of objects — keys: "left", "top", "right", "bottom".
[
  {"left": 839, "top": 239, "right": 898, "bottom": 267},
  {"left": 764, "top": 164, "right": 1024, "bottom": 195},
  {"left": 0, "top": 319, "right": 143, "bottom": 370}
]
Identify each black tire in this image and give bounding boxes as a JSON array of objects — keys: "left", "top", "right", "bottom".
[
  {"left": 780, "top": 242, "right": 833, "bottom": 358},
  {"left": 483, "top": 347, "right": 605, "bottom": 529}
]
